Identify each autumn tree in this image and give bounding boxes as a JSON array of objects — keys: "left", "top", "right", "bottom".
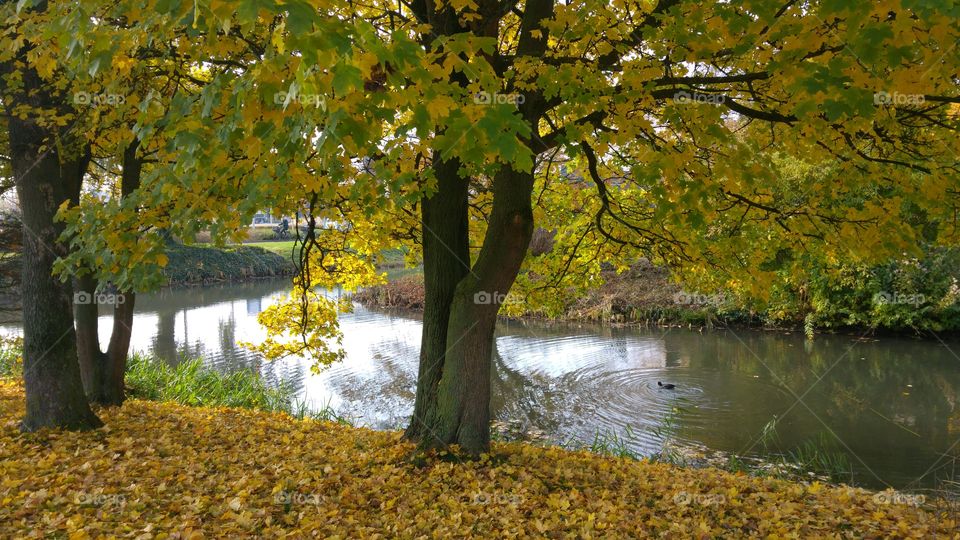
[
  {"left": 57, "top": 26, "right": 222, "bottom": 405},
  {"left": 0, "top": 0, "right": 287, "bottom": 421},
  {"left": 0, "top": 0, "right": 101, "bottom": 429},
  {"left": 119, "top": 0, "right": 958, "bottom": 454},
  {"left": 352, "top": 0, "right": 959, "bottom": 454},
  {"left": 6, "top": 0, "right": 958, "bottom": 457},
  {"left": 8, "top": 0, "right": 434, "bottom": 429}
]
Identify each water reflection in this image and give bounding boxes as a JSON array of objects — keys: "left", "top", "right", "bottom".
[{"left": 3, "top": 277, "right": 960, "bottom": 489}]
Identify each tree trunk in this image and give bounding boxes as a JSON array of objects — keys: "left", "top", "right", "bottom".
[
  {"left": 404, "top": 155, "right": 470, "bottom": 441},
  {"left": 102, "top": 291, "right": 135, "bottom": 405},
  {"left": 74, "top": 139, "right": 141, "bottom": 406},
  {"left": 100, "top": 139, "right": 142, "bottom": 405},
  {"left": 1, "top": 0, "right": 101, "bottom": 431},
  {"left": 74, "top": 276, "right": 135, "bottom": 406},
  {"left": 74, "top": 273, "right": 107, "bottom": 400},
  {"left": 9, "top": 122, "right": 100, "bottom": 430},
  {"left": 405, "top": 0, "right": 546, "bottom": 452},
  {"left": 426, "top": 166, "right": 536, "bottom": 453}
]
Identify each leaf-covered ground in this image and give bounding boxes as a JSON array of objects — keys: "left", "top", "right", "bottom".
[{"left": 0, "top": 381, "right": 951, "bottom": 538}]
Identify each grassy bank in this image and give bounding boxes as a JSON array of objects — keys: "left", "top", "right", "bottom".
[
  {"left": 0, "top": 339, "right": 344, "bottom": 422},
  {"left": 163, "top": 244, "right": 296, "bottom": 285},
  {"left": 125, "top": 355, "right": 346, "bottom": 423},
  {"left": 0, "top": 381, "right": 949, "bottom": 537},
  {"left": 237, "top": 243, "right": 418, "bottom": 280}
]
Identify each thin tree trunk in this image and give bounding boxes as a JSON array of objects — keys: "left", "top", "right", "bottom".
[
  {"left": 404, "top": 155, "right": 470, "bottom": 441},
  {"left": 102, "top": 291, "right": 135, "bottom": 405},
  {"left": 74, "top": 139, "right": 142, "bottom": 406},
  {"left": 74, "top": 273, "right": 106, "bottom": 400},
  {"left": 428, "top": 166, "right": 536, "bottom": 453},
  {"left": 101, "top": 139, "right": 142, "bottom": 405}
]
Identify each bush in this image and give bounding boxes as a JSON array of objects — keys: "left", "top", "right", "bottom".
[
  {"left": 764, "top": 246, "right": 960, "bottom": 333},
  {"left": 351, "top": 274, "right": 425, "bottom": 310},
  {"left": 0, "top": 337, "right": 22, "bottom": 378}
]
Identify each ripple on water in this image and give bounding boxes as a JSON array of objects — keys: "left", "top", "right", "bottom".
[{"left": 553, "top": 366, "right": 789, "bottom": 453}]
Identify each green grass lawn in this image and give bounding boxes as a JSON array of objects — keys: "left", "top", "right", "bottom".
[
  {"left": 236, "top": 243, "right": 421, "bottom": 279},
  {"left": 243, "top": 240, "right": 301, "bottom": 257}
]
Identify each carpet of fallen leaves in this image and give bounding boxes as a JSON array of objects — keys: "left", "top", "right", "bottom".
[{"left": 0, "top": 381, "right": 953, "bottom": 539}]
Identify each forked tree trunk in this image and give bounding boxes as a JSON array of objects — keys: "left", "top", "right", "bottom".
[
  {"left": 75, "top": 275, "right": 136, "bottom": 406},
  {"left": 74, "top": 139, "right": 141, "bottom": 406},
  {"left": 426, "top": 167, "right": 536, "bottom": 453},
  {"left": 404, "top": 156, "right": 471, "bottom": 441},
  {"left": 404, "top": 0, "right": 548, "bottom": 453}
]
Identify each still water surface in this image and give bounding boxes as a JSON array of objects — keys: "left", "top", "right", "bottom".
[{"left": 5, "top": 277, "right": 960, "bottom": 490}]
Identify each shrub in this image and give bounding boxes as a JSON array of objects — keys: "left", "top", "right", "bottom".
[{"left": 0, "top": 336, "right": 22, "bottom": 378}]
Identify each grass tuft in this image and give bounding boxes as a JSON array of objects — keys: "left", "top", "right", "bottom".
[{"left": 125, "top": 354, "right": 351, "bottom": 424}]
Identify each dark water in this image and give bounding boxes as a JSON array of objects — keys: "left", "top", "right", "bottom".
[{"left": 4, "top": 277, "right": 960, "bottom": 490}]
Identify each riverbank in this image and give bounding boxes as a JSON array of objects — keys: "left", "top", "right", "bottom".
[
  {"left": 163, "top": 244, "right": 296, "bottom": 285},
  {"left": 352, "top": 258, "right": 960, "bottom": 337},
  {"left": 0, "top": 244, "right": 295, "bottom": 305},
  {"left": 352, "top": 260, "right": 759, "bottom": 329},
  {"left": 0, "top": 380, "right": 949, "bottom": 537}
]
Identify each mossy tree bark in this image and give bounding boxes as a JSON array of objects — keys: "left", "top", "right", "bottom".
[
  {"left": 425, "top": 167, "right": 536, "bottom": 453},
  {"left": 403, "top": 0, "right": 551, "bottom": 454},
  {"left": 404, "top": 155, "right": 471, "bottom": 441},
  {"left": 3, "top": 71, "right": 101, "bottom": 429}
]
